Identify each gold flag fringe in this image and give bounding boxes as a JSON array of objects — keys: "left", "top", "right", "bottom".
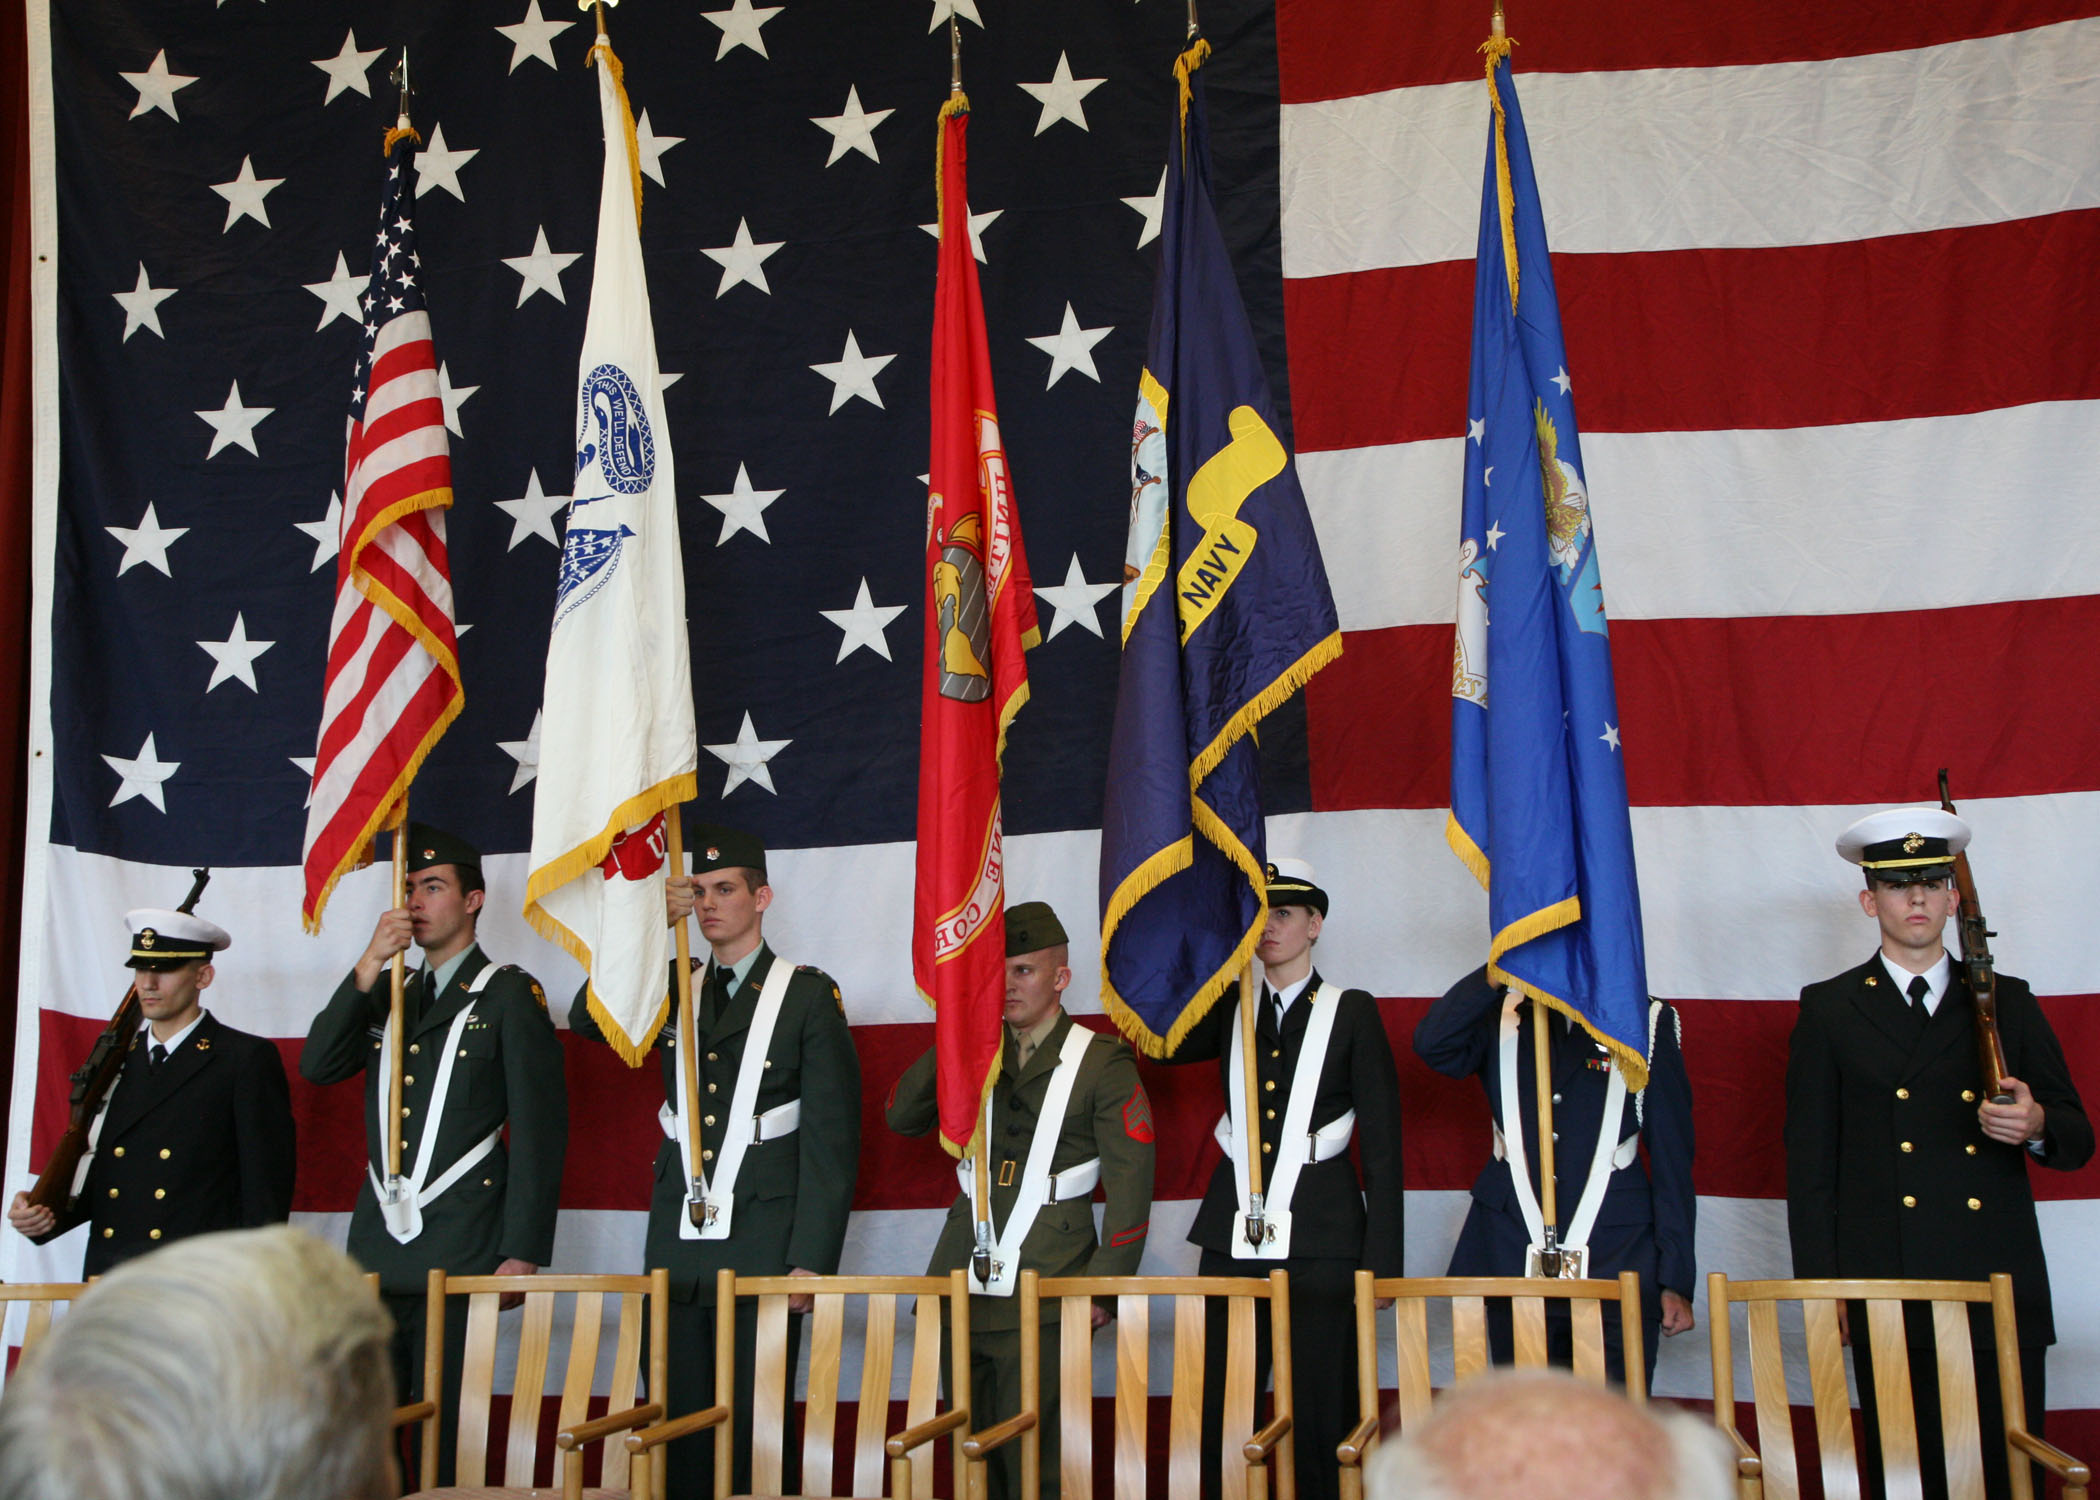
[{"left": 587, "top": 40, "right": 645, "bottom": 229}]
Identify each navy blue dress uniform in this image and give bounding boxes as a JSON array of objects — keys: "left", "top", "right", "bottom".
[
  {"left": 301, "top": 828, "right": 569, "bottom": 1483},
  {"left": 1163, "top": 862, "right": 1406, "bottom": 1500},
  {"left": 569, "top": 828, "right": 860, "bottom": 1500},
  {"left": 885, "top": 902, "right": 1156, "bottom": 1500},
  {"left": 1788, "top": 809, "right": 2092, "bottom": 1500},
  {"left": 35, "top": 910, "right": 295, "bottom": 1275},
  {"left": 1414, "top": 964, "right": 1695, "bottom": 1386}
]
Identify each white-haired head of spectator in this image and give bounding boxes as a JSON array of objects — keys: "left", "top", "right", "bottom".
[
  {"left": 0, "top": 1225, "right": 395, "bottom": 1500},
  {"left": 1364, "top": 1368, "right": 1735, "bottom": 1500}
]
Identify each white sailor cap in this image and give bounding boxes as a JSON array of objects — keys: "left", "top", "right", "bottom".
[
  {"left": 125, "top": 908, "right": 232, "bottom": 969},
  {"left": 1835, "top": 807, "right": 1970, "bottom": 884},
  {"left": 1264, "top": 857, "right": 1328, "bottom": 915}
]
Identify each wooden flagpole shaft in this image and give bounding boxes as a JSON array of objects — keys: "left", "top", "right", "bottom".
[
  {"left": 1532, "top": 1000, "right": 1556, "bottom": 1230},
  {"left": 386, "top": 814, "right": 407, "bottom": 1182},
  {"left": 1240, "top": 963, "right": 1264, "bottom": 1199},
  {"left": 667, "top": 811, "right": 705, "bottom": 1220}
]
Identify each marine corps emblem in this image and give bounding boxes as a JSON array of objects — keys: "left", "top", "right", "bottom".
[
  {"left": 931, "top": 510, "right": 992, "bottom": 703},
  {"left": 1903, "top": 832, "right": 1925, "bottom": 854}
]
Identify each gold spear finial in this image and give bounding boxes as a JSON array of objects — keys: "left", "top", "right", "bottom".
[{"left": 1492, "top": 2, "right": 1506, "bottom": 40}]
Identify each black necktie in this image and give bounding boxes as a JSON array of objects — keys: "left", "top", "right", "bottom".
[
  {"left": 1270, "top": 987, "right": 1287, "bottom": 1036},
  {"left": 1907, "top": 974, "right": 1930, "bottom": 1012},
  {"left": 702, "top": 967, "right": 728, "bottom": 1030},
  {"left": 149, "top": 1043, "right": 168, "bottom": 1071}
]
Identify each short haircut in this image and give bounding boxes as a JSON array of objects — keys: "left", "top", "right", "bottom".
[
  {"left": 0, "top": 1225, "right": 396, "bottom": 1500},
  {"left": 700, "top": 865, "right": 765, "bottom": 896},
  {"left": 1362, "top": 1369, "right": 1733, "bottom": 1500}
]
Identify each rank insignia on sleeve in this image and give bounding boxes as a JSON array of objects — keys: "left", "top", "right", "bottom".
[{"left": 1123, "top": 1083, "right": 1154, "bottom": 1143}]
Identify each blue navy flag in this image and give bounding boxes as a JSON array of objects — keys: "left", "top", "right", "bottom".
[
  {"left": 1447, "top": 43, "right": 1651, "bottom": 1086},
  {"left": 1099, "top": 41, "right": 1339, "bottom": 1057}
]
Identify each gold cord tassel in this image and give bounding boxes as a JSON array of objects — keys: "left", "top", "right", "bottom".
[{"left": 1479, "top": 32, "right": 1519, "bottom": 309}]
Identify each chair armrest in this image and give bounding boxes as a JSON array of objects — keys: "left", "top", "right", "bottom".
[
  {"left": 623, "top": 1404, "right": 730, "bottom": 1454},
  {"left": 556, "top": 1402, "right": 665, "bottom": 1450},
  {"left": 389, "top": 1400, "right": 437, "bottom": 1429},
  {"left": 1243, "top": 1413, "right": 1294, "bottom": 1463},
  {"left": 961, "top": 1411, "right": 1039, "bottom": 1460},
  {"left": 1337, "top": 1414, "right": 1381, "bottom": 1467},
  {"left": 2009, "top": 1428, "right": 2091, "bottom": 1485},
  {"left": 888, "top": 1407, "right": 973, "bottom": 1457}
]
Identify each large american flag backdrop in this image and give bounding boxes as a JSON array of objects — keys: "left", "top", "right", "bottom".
[{"left": 11, "top": 0, "right": 2098, "bottom": 1448}]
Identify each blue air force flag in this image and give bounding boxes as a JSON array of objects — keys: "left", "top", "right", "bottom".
[
  {"left": 1448, "top": 46, "right": 1651, "bottom": 1087},
  {"left": 523, "top": 40, "right": 697, "bottom": 1066},
  {"left": 1099, "top": 43, "right": 1341, "bottom": 1057}
]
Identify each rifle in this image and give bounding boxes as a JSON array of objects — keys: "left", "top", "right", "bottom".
[
  {"left": 1937, "top": 772, "right": 2014, "bottom": 1107},
  {"left": 25, "top": 868, "right": 212, "bottom": 1213}
]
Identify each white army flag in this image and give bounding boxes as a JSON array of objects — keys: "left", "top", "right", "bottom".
[{"left": 523, "top": 39, "right": 696, "bottom": 1066}]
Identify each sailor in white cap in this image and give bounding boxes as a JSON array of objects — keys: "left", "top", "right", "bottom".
[
  {"left": 1787, "top": 806, "right": 2092, "bottom": 1499},
  {"left": 1162, "top": 857, "right": 1407, "bottom": 1500},
  {"left": 6, "top": 908, "right": 295, "bottom": 1275}
]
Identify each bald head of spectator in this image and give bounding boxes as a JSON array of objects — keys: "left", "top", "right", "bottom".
[
  {"left": 1364, "top": 1369, "right": 1734, "bottom": 1500},
  {"left": 0, "top": 1225, "right": 396, "bottom": 1500}
]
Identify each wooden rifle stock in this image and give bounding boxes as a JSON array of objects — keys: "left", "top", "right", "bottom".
[
  {"left": 25, "top": 869, "right": 212, "bottom": 1213},
  {"left": 1938, "top": 771, "right": 2014, "bottom": 1106}
]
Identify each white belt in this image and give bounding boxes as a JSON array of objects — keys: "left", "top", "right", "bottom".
[
  {"left": 1214, "top": 1107, "right": 1357, "bottom": 1163},
  {"left": 373, "top": 965, "right": 507, "bottom": 1244},
  {"left": 1494, "top": 1125, "right": 1639, "bottom": 1172},
  {"left": 957, "top": 1152, "right": 1100, "bottom": 1204},
  {"left": 658, "top": 1097, "right": 801, "bottom": 1145}
]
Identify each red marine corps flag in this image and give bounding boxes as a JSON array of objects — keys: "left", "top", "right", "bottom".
[{"left": 913, "top": 89, "right": 1039, "bottom": 1164}]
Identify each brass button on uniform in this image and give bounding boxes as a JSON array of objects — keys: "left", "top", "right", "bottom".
[
  {"left": 154, "top": 1189, "right": 165, "bottom": 1200},
  {"left": 1961, "top": 1090, "right": 1976, "bottom": 1103},
  {"left": 458, "top": 1049, "right": 468, "bottom": 1058},
  {"left": 1261, "top": 1142, "right": 1273, "bottom": 1154},
  {"left": 1265, "top": 1108, "right": 1276, "bottom": 1120},
  {"left": 1902, "top": 1195, "right": 1917, "bottom": 1207},
  {"left": 107, "top": 1187, "right": 119, "bottom": 1199},
  {"left": 404, "top": 1075, "right": 415, "bottom": 1087},
  {"left": 102, "top": 1227, "right": 114, "bottom": 1239},
  {"left": 149, "top": 1229, "right": 162, "bottom": 1240},
  {"left": 483, "top": 1178, "right": 494, "bottom": 1188},
  {"left": 1263, "top": 1080, "right": 1276, "bottom": 1093},
  {"left": 763, "top": 1060, "right": 773, "bottom": 1069},
  {"left": 402, "top": 1106, "right": 413, "bottom": 1118},
  {"left": 1966, "top": 1144, "right": 1978, "bottom": 1155},
  {"left": 113, "top": 1146, "right": 125, "bottom": 1158},
  {"left": 1270, "top": 1049, "right": 1280, "bottom": 1060},
  {"left": 1967, "top": 1198, "right": 1982, "bottom": 1211},
  {"left": 1900, "top": 1142, "right": 1913, "bottom": 1153},
  {"left": 409, "top": 1044, "right": 420, "bottom": 1055},
  {"left": 703, "top": 1114, "right": 717, "bottom": 1127},
  {"left": 701, "top": 1149, "right": 714, "bottom": 1162},
  {"left": 707, "top": 1052, "right": 718, "bottom": 1062},
  {"left": 707, "top": 1083, "right": 718, "bottom": 1095},
  {"left": 1895, "top": 1088, "right": 1910, "bottom": 1100},
  {"left": 158, "top": 1148, "right": 171, "bottom": 1160}
]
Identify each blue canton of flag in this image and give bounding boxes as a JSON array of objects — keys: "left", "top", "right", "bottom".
[
  {"left": 1448, "top": 44, "right": 1651, "bottom": 1087},
  {"left": 1099, "top": 42, "right": 1339, "bottom": 1057}
]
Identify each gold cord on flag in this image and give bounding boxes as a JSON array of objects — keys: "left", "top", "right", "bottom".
[
  {"left": 380, "top": 124, "right": 421, "bottom": 155},
  {"left": 1174, "top": 37, "right": 1212, "bottom": 151},
  {"left": 586, "top": 25, "right": 645, "bottom": 229},
  {"left": 934, "top": 93, "right": 971, "bottom": 231},
  {"left": 1480, "top": 30, "right": 1519, "bottom": 309}
]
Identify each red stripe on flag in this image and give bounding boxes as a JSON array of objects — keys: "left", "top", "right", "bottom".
[
  {"left": 1305, "top": 598, "right": 2100, "bottom": 813},
  {"left": 1285, "top": 211, "right": 2100, "bottom": 453},
  {"left": 1275, "top": 0, "right": 2096, "bottom": 102}
]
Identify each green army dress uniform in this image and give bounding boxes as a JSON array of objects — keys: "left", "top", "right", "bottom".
[
  {"left": 302, "top": 942, "right": 569, "bottom": 1480},
  {"left": 887, "top": 1010, "right": 1155, "bottom": 1500}
]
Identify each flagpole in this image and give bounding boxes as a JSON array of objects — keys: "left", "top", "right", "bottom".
[
  {"left": 1240, "top": 963, "right": 1266, "bottom": 1244},
  {"left": 386, "top": 807, "right": 407, "bottom": 1185},
  {"left": 666, "top": 810, "right": 707, "bottom": 1225},
  {"left": 1533, "top": 999, "right": 1559, "bottom": 1269}
]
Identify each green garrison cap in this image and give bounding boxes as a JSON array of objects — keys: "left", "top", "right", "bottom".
[
  {"left": 406, "top": 824, "right": 482, "bottom": 878},
  {"left": 692, "top": 824, "right": 767, "bottom": 879},
  {"left": 1005, "top": 901, "right": 1068, "bottom": 956}
]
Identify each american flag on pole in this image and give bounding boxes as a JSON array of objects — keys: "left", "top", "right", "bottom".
[{"left": 300, "top": 128, "right": 462, "bottom": 930}]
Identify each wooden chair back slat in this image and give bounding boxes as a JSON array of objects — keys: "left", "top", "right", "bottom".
[
  {"left": 849, "top": 1292, "right": 895, "bottom": 1499},
  {"left": 455, "top": 1291, "right": 502, "bottom": 1487},
  {"left": 800, "top": 1292, "right": 846, "bottom": 1499},
  {"left": 1169, "top": 1293, "right": 1207, "bottom": 1500},
  {"left": 557, "top": 1290, "right": 604, "bottom": 1435},
  {"left": 1220, "top": 1292, "right": 1258, "bottom": 1500},
  {"left": 1569, "top": 1297, "right": 1607, "bottom": 1383},
  {"left": 0, "top": 1284, "right": 88, "bottom": 1374},
  {"left": 1451, "top": 1295, "right": 1489, "bottom": 1384},
  {"left": 1864, "top": 1300, "right": 1922, "bottom": 1500},
  {"left": 1113, "top": 1294, "right": 1150, "bottom": 1500},
  {"left": 501, "top": 1290, "right": 557, "bottom": 1485},
  {"left": 1808, "top": 1298, "right": 1862, "bottom": 1500},
  {"left": 1390, "top": 1298, "right": 1434, "bottom": 1431},
  {"left": 1510, "top": 1296, "right": 1548, "bottom": 1367},
  {"left": 749, "top": 1293, "right": 792, "bottom": 1496},
  {"left": 1060, "top": 1296, "right": 1094, "bottom": 1500},
  {"left": 1933, "top": 1299, "right": 1986, "bottom": 1500},
  {"left": 19, "top": 1301, "right": 53, "bottom": 1356},
  {"left": 1749, "top": 1298, "right": 1804, "bottom": 1500},
  {"left": 609, "top": 1288, "right": 647, "bottom": 1495},
  {"left": 904, "top": 1291, "right": 944, "bottom": 1500}
]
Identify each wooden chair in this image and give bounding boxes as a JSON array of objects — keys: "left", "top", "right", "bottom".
[
  {"left": 0, "top": 1281, "right": 89, "bottom": 1372},
  {"left": 963, "top": 1269, "right": 1293, "bottom": 1500},
  {"left": 623, "top": 1269, "right": 973, "bottom": 1499},
  {"left": 1707, "top": 1271, "right": 2091, "bottom": 1500},
  {"left": 1334, "top": 1271, "right": 1647, "bottom": 1500},
  {"left": 395, "top": 1268, "right": 670, "bottom": 1499}
]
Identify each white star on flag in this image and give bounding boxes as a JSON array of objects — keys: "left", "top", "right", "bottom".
[
  {"left": 113, "top": 262, "right": 177, "bottom": 342},
  {"left": 1485, "top": 520, "right": 1505, "bottom": 549},
  {"left": 295, "top": 492, "right": 342, "bottom": 572},
  {"left": 107, "top": 503, "right": 188, "bottom": 577},
  {"left": 504, "top": 226, "right": 581, "bottom": 306},
  {"left": 702, "top": 0, "right": 783, "bottom": 59},
  {"left": 819, "top": 578, "right": 906, "bottom": 662},
  {"left": 103, "top": 733, "right": 179, "bottom": 812},
  {"left": 210, "top": 156, "right": 285, "bottom": 231},
  {"left": 1468, "top": 416, "right": 1485, "bottom": 443},
  {"left": 701, "top": 218, "right": 783, "bottom": 296},
  {"left": 705, "top": 712, "right": 791, "bottom": 796},
  {"left": 1034, "top": 553, "right": 1117, "bottom": 640},
  {"left": 701, "top": 463, "right": 785, "bottom": 544},
  {"left": 1018, "top": 51, "right": 1105, "bottom": 135},
  {"left": 1600, "top": 723, "right": 1622, "bottom": 751},
  {"left": 197, "top": 613, "right": 275, "bottom": 692},
  {"left": 415, "top": 123, "right": 479, "bottom": 202},
  {"left": 120, "top": 50, "right": 196, "bottom": 121},
  {"left": 195, "top": 381, "right": 273, "bottom": 458},
  {"left": 437, "top": 363, "right": 478, "bottom": 436},
  {"left": 917, "top": 207, "right": 1001, "bottom": 265},
  {"left": 289, "top": 756, "right": 316, "bottom": 808},
  {"left": 1122, "top": 166, "right": 1165, "bottom": 249},
  {"left": 810, "top": 330, "right": 893, "bottom": 412},
  {"left": 634, "top": 110, "right": 684, "bottom": 187},
  {"left": 304, "top": 252, "right": 365, "bottom": 330},
  {"left": 811, "top": 86, "right": 892, "bottom": 166},
  {"left": 496, "top": 0, "right": 575, "bottom": 73},
  {"left": 926, "top": 0, "right": 983, "bottom": 31},
  {"left": 1026, "top": 302, "right": 1113, "bottom": 387},
  {"left": 494, "top": 469, "right": 570, "bottom": 550},
  {"left": 498, "top": 710, "right": 543, "bottom": 794},
  {"left": 1552, "top": 366, "right": 1573, "bottom": 395},
  {"left": 312, "top": 30, "right": 383, "bottom": 104}
]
